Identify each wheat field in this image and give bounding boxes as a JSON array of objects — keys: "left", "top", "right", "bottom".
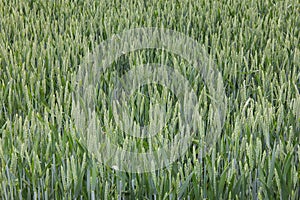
[{"left": 0, "top": 0, "right": 299, "bottom": 199}]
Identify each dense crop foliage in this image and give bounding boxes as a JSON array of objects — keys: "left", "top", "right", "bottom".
[{"left": 0, "top": 0, "right": 299, "bottom": 199}]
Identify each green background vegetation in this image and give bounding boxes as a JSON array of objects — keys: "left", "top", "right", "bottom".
[{"left": 0, "top": 0, "right": 299, "bottom": 199}]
